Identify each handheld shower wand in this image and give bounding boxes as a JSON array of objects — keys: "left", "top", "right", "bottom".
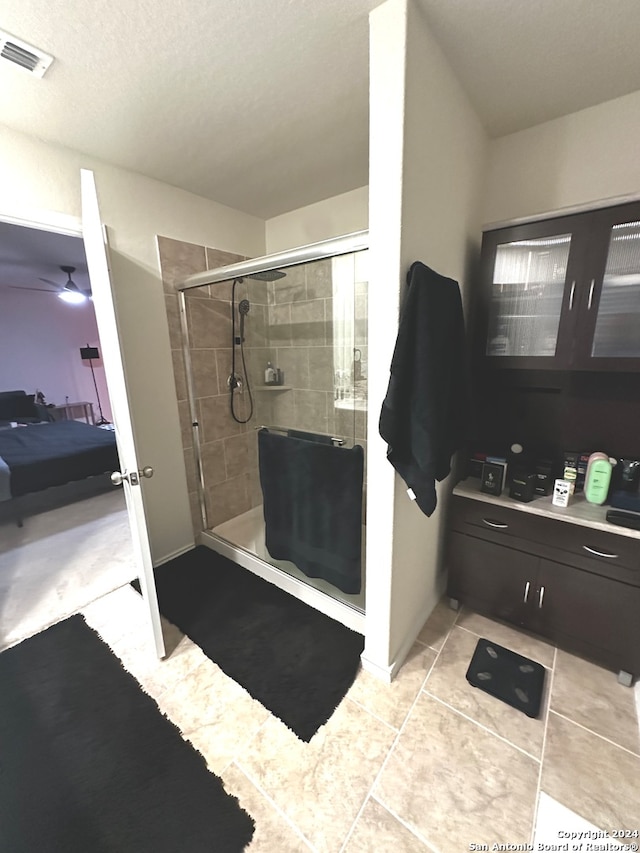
[{"left": 230, "top": 282, "right": 254, "bottom": 423}]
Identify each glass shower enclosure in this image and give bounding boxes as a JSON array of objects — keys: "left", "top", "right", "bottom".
[{"left": 177, "top": 232, "right": 368, "bottom": 629}]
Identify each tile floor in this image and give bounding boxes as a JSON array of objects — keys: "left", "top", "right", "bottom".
[
  {"left": 3, "top": 495, "right": 639, "bottom": 851},
  {"left": 80, "top": 584, "right": 640, "bottom": 852}
]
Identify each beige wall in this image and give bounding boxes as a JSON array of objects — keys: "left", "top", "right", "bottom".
[
  {"left": 0, "top": 123, "right": 265, "bottom": 563},
  {"left": 266, "top": 186, "right": 368, "bottom": 253},
  {"left": 483, "top": 89, "right": 640, "bottom": 227},
  {"left": 388, "top": 0, "right": 487, "bottom": 666},
  {"left": 365, "top": 0, "right": 488, "bottom": 675}
]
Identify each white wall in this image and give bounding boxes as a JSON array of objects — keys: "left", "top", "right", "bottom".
[
  {"left": 483, "top": 89, "right": 640, "bottom": 227},
  {"left": 265, "top": 186, "right": 369, "bottom": 252},
  {"left": 0, "top": 123, "right": 265, "bottom": 562},
  {"left": 0, "top": 287, "right": 112, "bottom": 422},
  {"left": 365, "top": 0, "right": 487, "bottom": 676}
]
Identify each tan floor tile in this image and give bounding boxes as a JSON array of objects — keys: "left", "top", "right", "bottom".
[
  {"left": 222, "top": 764, "right": 313, "bottom": 852},
  {"left": 416, "top": 598, "right": 459, "bottom": 651},
  {"left": 117, "top": 627, "right": 205, "bottom": 700},
  {"left": 84, "top": 587, "right": 207, "bottom": 703},
  {"left": 158, "top": 659, "right": 270, "bottom": 774},
  {"left": 375, "top": 693, "right": 539, "bottom": 852},
  {"left": 457, "top": 608, "right": 556, "bottom": 669},
  {"left": 236, "top": 697, "right": 396, "bottom": 853},
  {"left": 425, "top": 626, "right": 549, "bottom": 757},
  {"left": 551, "top": 649, "right": 640, "bottom": 755},
  {"left": 344, "top": 798, "right": 429, "bottom": 852},
  {"left": 82, "top": 583, "right": 147, "bottom": 643},
  {"left": 348, "top": 642, "right": 437, "bottom": 729},
  {"left": 541, "top": 711, "right": 640, "bottom": 831}
]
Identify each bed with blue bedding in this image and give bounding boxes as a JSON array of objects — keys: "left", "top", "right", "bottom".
[{"left": 0, "top": 421, "right": 119, "bottom": 524}]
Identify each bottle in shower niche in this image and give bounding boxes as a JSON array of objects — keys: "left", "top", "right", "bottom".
[{"left": 264, "top": 361, "right": 276, "bottom": 385}]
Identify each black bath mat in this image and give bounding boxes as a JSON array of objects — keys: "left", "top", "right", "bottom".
[
  {"left": 135, "top": 546, "right": 364, "bottom": 741},
  {"left": 465, "top": 638, "right": 546, "bottom": 718},
  {"left": 0, "top": 615, "right": 254, "bottom": 853}
]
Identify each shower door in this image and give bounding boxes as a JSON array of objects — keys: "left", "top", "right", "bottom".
[{"left": 176, "top": 239, "right": 368, "bottom": 614}]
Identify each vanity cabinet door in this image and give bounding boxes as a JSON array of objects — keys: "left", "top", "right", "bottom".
[
  {"left": 531, "top": 559, "right": 640, "bottom": 674},
  {"left": 447, "top": 532, "right": 537, "bottom": 627}
]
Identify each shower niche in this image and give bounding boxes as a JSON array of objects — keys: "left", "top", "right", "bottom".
[{"left": 160, "top": 233, "right": 369, "bottom": 625}]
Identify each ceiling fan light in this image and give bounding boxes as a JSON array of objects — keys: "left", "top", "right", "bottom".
[{"left": 58, "top": 290, "right": 86, "bottom": 304}]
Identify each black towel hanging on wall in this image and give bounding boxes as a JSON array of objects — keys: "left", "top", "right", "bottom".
[{"left": 379, "top": 261, "right": 469, "bottom": 516}]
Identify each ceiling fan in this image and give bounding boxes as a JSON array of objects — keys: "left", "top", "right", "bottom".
[{"left": 11, "top": 265, "right": 92, "bottom": 300}]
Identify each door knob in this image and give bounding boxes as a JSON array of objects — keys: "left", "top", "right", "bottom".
[{"left": 111, "top": 466, "right": 153, "bottom": 486}]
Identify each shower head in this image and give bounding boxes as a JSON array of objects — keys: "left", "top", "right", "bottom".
[
  {"left": 246, "top": 269, "right": 286, "bottom": 282},
  {"left": 238, "top": 298, "right": 250, "bottom": 316}
]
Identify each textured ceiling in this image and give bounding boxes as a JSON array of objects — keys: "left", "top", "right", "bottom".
[
  {"left": 417, "top": 0, "right": 640, "bottom": 137},
  {"left": 1, "top": 0, "right": 640, "bottom": 220}
]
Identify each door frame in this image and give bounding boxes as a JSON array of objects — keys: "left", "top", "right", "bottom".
[{"left": 0, "top": 200, "right": 165, "bottom": 657}]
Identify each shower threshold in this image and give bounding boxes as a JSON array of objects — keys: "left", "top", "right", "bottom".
[{"left": 203, "top": 505, "right": 365, "bottom": 635}]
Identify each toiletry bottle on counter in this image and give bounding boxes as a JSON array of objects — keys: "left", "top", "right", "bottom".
[
  {"left": 584, "top": 453, "right": 615, "bottom": 505},
  {"left": 264, "top": 362, "right": 276, "bottom": 384}
]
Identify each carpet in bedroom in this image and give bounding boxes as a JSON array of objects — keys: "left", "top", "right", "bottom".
[
  {"left": 0, "top": 615, "right": 255, "bottom": 853},
  {"left": 0, "top": 489, "right": 135, "bottom": 652},
  {"left": 134, "top": 545, "right": 365, "bottom": 742}
]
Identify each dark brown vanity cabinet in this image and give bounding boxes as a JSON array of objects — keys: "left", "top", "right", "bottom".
[
  {"left": 478, "top": 200, "right": 640, "bottom": 371},
  {"left": 447, "top": 493, "right": 640, "bottom": 682}
]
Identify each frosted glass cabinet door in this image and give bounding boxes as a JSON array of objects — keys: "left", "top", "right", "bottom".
[
  {"left": 591, "top": 220, "right": 640, "bottom": 358},
  {"left": 486, "top": 234, "right": 572, "bottom": 358}
]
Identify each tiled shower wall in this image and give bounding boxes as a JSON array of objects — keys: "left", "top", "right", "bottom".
[
  {"left": 160, "top": 236, "right": 368, "bottom": 538},
  {"left": 254, "top": 259, "right": 368, "bottom": 447},
  {"left": 159, "top": 236, "right": 261, "bottom": 536}
]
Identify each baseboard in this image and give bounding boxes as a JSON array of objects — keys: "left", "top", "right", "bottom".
[
  {"left": 360, "top": 654, "right": 394, "bottom": 684},
  {"left": 362, "top": 597, "right": 439, "bottom": 683},
  {"left": 153, "top": 542, "right": 195, "bottom": 568}
]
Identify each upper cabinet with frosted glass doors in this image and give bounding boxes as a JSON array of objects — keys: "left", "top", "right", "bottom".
[{"left": 476, "top": 201, "right": 640, "bottom": 371}]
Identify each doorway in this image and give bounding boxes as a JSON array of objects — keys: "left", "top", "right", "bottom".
[
  {"left": 0, "top": 175, "right": 163, "bottom": 660},
  {"left": 0, "top": 217, "right": 135, "bottom": 650}
]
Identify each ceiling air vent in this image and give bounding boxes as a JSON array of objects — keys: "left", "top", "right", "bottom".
[{"left": 0, "top": 30, "right": 54, "bottom": 78}]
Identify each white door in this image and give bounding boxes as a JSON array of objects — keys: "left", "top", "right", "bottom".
[{"left": 81, "top": 169, "right": 165, "bottom": 659}]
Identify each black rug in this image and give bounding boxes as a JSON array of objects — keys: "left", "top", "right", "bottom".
[
  {"left": 138, "top": 546, "right": 365, "bottom": 741},
  {"left": 0, "top": 615, "right": 254, "bottom": 853},
  {"left": 466, "top": 638, "right": 546, "bottom": 718}
]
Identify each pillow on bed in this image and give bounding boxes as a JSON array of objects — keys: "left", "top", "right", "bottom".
[{"left": 0, "top": 393, "right": 38, "bottom": 421}]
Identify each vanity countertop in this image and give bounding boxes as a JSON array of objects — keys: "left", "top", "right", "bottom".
[{"left": 452, "top": 479, "right": 640, "bottom": 542}]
